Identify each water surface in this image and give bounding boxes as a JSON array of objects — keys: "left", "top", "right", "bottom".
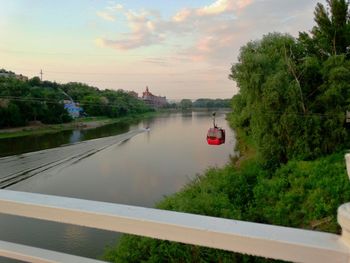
[{"left": 0, "top": 110, "right": 236, "bottom": 260}]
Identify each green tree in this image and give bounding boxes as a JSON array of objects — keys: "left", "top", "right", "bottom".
[
  {"left": 7, "top": 103, "right": 24, "bottom": 126},
  {"left": 229, "top": 1, "right": 350, "bottom": 168},
  {"left": 180, "top": 99, "right": 192, "bottom": 109},
  {"left": 231, "top": 33, "right": 304, "bottom": 167},
  {"left": 28, "top": 76, "right": 41, "bottom": 86},
  {"left": 0, "top": 70, "right": 151, "bottom": 128},
  {"left": 299, "top": 0, "right": 349, "bottom": 58}
]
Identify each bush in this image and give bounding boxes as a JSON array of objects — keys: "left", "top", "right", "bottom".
[{"left": 104, "top": 152, "right": 350, "bottom": 262}]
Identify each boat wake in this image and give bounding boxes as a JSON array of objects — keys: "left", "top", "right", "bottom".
[{"left": 0, "top": 129, "right": 145, "bottom": 188}]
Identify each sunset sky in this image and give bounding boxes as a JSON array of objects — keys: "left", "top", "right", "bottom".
[{"left": 0, "top": 0, "right": 320, "bottom": 100}]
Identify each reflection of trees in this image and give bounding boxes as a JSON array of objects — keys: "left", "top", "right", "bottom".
[
  {"left": 181, "top": 111, "right": 193, "bottom": 124},
  {"left": 142, "top": 118, "right": 155, "bottom": 128},
  {"left": 83, "top": 122, "right": 130, "bottom": 140}
]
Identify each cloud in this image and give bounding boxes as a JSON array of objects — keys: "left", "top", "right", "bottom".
[
  {"left": 142, "top": 57, "right": 170, "bottom": 66},
  {"left": 197, "top": 0, "right": 231, "bottom": 16},
  {"left": 97, "top": 0, "right": 255, "bottom": 51},
  {"left": 107, "top": 4, "right": 123, "bottom": 12},
  {"left": 197, "top": 0, "right": 253, "bottom": 16},
  {"left": 97, "top": 34, "right": 163, "bottom": 50},
  {"left": 96, "top": 0, "right": 319, "bottom": 67},
  {"left": 171, "top": 0, "right": 253, "bottom": 23},
  {"left": 96, "top": 11, "right": 116, "bottom": 22},
  {"left": 172, "top": 9, "right": 192, "bottom": 22},
  {"left": 97, "top": 10, "right": 164, "bottom": 50},
  {"left": 96, "top": 2, "right": 124, "bottom": 22}
]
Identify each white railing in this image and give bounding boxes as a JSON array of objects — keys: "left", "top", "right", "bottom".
[{"left": 1, "top": 154, "right": 350, "bottom": 263}]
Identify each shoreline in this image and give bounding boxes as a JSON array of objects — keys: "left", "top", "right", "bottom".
[{"left": 0, "top": 112, "right": 156, "bottom": 139}]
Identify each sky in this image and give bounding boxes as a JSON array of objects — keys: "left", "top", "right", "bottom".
[{"left": 0, "top": 0, "right": 321, "bottom": 100}]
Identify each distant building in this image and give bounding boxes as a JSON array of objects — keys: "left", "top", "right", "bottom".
[
  {"left": 141, "top": 86, "right": 167, "bottom": 108},
  {"left": 63, "top": 100, "right": 83, "bottom": 118},
  {"left": 0, "top": 70, "right": 28, "bottom": 81}
]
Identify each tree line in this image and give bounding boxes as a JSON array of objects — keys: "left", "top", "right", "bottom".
[
  {"left": 178, "top": 98, "right": 231, "bottom": 109},
  {"left": 0, "top": 75, "right": 152, "bottom": 128},
  {"left": 230, "top": 0, "right": 350, "bottom": 169}
]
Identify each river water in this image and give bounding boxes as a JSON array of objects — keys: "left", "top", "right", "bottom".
[{"left": 0, "top": 110, "right": 236, "bottom": 261}]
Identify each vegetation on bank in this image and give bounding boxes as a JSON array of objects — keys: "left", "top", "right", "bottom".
[
  {"left": 104, "top": 0, "right": 350, "bottom": 262},
  {"left": 0, "top": 76, "right": 153, "bottom": 128},
  {"left": 104, "top": 144, "right": 350, "bottom": 262},
  {"left": 230, "top": 0, "right": 350, "bottom": 169},
  {"left": 178, "top": 98, "right": 231, "bottom": 110}
]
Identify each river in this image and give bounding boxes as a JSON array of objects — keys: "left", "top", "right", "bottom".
[{"left": 0, "top": 110, "right": 236, "bottom": 261}]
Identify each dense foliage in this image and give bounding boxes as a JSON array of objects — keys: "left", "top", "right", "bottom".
[
  {"left": 179, "top": 99, "right": 193, "bottom": 109},
  {"left": 192, "top": 98, "right": 231, "bottom": 108},
  {"left": 177, "top": 98, "right": 231, "bottom": 110},
  {"left": 105, "top": 152, "right": 350, "bottom": 262},
  {"left": 0, "top": 77, "right": 71, "bottom": 127},
  {"left": 230, "top": 0, "right": 350, "bottom": 168},
  {"left": 60, "top": 82, "right": 152, "bottom": 118},
  {"left": 0, "top": 75, "right": 152, "bottom": 128}
]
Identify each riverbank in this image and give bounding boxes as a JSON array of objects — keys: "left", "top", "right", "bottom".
[
  {"left": 0, "top": 112, "right": 156, "bottom": 139},
  {"left": 104, "top": 125, "right": 350, "bottom": 262}
]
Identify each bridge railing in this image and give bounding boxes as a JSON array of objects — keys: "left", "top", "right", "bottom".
[{"left": 1, "top": 154, "right": 350, "bottom": 263}]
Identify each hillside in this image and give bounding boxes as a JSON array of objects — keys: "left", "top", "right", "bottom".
[{"left": 0, "top": 73, "right": 152, "bottom": 128}]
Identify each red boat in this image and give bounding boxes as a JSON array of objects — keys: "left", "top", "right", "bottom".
[{"left": 206, "top": 112, "right": 225, "bottom": 145}]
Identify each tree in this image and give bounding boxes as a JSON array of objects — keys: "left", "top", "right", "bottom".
[
  {"left": 300, "top": 0, "right": 350, "bottom": 57},
  {"left": 180, "top": 99, "right": 192, "bottom": 109},
  {"left": 0, "top": 70, "right": 152, "bottom": 128},
  {"left": 230, "top": 0, "right": 350, "bottom": 169},
  {"left": 192, "top": 98, "right": 231, "bottom": 108},
  {"left": 29, "top": 77, "right": 41, "bottom": 86},
  {"left": 7, "top": 103, "right": 24, "bottom": 126}
]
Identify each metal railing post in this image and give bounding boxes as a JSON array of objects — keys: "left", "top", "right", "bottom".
[{"left": 338, "top": 154, "right": 350, "bottom": 251}]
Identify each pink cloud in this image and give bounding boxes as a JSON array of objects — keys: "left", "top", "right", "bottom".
[
  {"left": 197, "top": 0, "right": 253, "bottom": 16},
  {"left": 97, "top": 33, "right": 163, "bottom": 50},
  {"left": 97, "top": 10, "right": 163, "bottom": 50},
  {"left": 197, "top": 0, "right": 231, "bottom": 16},
  {"left": 236, "top": 0, "right": 253, "bottom": 10},
  {"left": 96, "top": 1, "right": 255, "bottom": 51},
  {"left": 95, "top": 0, "right": 315, "bottom": 68},
  {"left": 172, "top": 9, "right": 192, "bottom": 22}
]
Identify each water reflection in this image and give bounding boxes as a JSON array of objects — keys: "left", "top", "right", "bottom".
[
  {"left": 69, "top": 130, "right": 82, "bottom": 144},
  {"left": 0, "top": 121, "right": 135, "bottom": 157}
]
